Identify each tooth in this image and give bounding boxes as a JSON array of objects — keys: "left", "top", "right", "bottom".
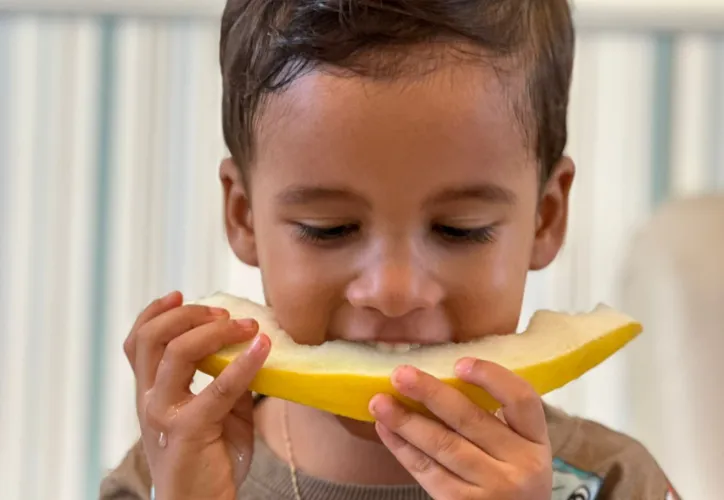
[
  {"left": 377, "top": 342, "right": 395, "bottom": 353},
  {"left": 364, "top": 342, "right": 424, "bottom": 353}
]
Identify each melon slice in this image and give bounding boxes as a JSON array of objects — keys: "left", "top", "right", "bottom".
[{"left": 193, "top": 293, "right": 642, "bottom": 422}]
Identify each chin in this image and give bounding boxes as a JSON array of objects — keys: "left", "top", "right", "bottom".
[{"left": 335, "top": 414, "right": 383, "bottom": 442}]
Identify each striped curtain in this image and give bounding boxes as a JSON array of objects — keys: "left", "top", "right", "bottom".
[{"left": 0, "top": 12, "right": 722, "bottom": 500}]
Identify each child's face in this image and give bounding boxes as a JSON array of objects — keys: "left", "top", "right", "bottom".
[{"left": 222, "top": 62, "right": 573, "bottom": 347}]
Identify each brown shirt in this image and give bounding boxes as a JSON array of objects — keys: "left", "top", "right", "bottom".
[{"left": 99, "top": 404, "right": 679, "bottom": 500}]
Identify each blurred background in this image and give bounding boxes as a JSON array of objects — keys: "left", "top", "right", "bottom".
[{"left": 0, "top": 0, "right": 722, "bottom": 499}]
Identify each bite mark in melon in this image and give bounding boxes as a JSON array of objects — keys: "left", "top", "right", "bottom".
[{"left": 193, "top": 293, "right": 642, "bottom": 422}]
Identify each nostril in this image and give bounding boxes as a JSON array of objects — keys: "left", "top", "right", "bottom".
[{"left": 348, "top": 286, "right": 442, "bottom": 318}]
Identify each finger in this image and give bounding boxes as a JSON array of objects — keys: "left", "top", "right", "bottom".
[
  {"left": 187, "top": 334, "right": 270, "bottom": 426},
  {"left": 124, "top": 291, "right": 183, "bottom": 365},
  {"left": 370, "top": 393, "right": 496, "bottom": 484},
  {"left": 389, "top": 365, "right": 523, "bottom": 461},
  {"left": 456, "top": 358, "right": 548, "bottom": 445},
  {"left": 152, "top": 318, "right": 259, "bottom": 410},
  {"left": 134, "top": 305, "right": 229, "bottom": 393},
  {"left": 375, "top": 420, "right": 475, "bottom": 499}
]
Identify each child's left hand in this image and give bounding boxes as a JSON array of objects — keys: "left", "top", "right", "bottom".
[{"left": 369, "top": 358, "right": 552, "bottom": 500}]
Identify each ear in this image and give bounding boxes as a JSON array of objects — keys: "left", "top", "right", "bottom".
[
  {"left": 220, "top": 158, "right": 259, "bottom": 267},
  {"left": 529, "top": 156, "right": 575, "bottom": 271}
]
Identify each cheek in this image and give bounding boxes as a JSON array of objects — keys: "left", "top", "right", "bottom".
[
  {"left": 449, "top": 222, "right": 535, "bottom": 339},
  {"left": 256, "top": 225, "right": 351, "bottom": 345},
  {"left": 490, "top": 226, "right": 535, "bottom": 288}
]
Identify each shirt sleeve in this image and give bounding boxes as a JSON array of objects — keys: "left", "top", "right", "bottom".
[
  {"left": 98, "top": 440, "right": 151, "bottom": 500},
  {"left": 548, "top": 406, "right": 681, "bottom": 500},
  {"left": 596, "top": 441, "right": 681, "bottom": 500}
]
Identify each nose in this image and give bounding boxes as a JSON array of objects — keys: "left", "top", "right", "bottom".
[{"left": 346, "top": 247, "right": 444, "bottom": 318}]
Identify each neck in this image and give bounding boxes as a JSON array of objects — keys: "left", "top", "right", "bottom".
[{"left": 256, "top": 397, "right": 416, "bottom": 485}]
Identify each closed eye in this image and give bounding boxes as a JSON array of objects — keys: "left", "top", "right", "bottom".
[
  {"left": 294, "top": 222, "right": 360, "bottom": 243},
  {"left": 433, "top": 224, "right": 496, "bottom": 244},
  {"left": 292, "top": 222, "right": 495, "bottom": 246}
]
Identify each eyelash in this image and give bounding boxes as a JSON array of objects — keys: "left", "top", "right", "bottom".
[
  {"left": 295, "top": 223, "right": 361, "bottom": 244},
  {"left": 294, "top": 223, "right": 496, "bottom": 245},
  {"left": 432, "top": 224, "right": 496, "bottom": 244}
]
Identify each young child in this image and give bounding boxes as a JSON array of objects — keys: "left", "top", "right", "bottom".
[{"left": 101, "top": 0, "right": 679, "bottom": 499}]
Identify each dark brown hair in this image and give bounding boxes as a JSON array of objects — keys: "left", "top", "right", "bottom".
[{"left": 220, "top": 0, "right": 575, "bottom": 182}]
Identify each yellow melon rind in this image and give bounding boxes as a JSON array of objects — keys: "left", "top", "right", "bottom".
[{"left": 197, "top": 321, "right": 641, "bottom": 422}]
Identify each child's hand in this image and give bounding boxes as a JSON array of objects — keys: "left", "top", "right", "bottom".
[
  {"left": 123, "top": 291, "right": 270, "bottom": 500},
  {"left": 370, "top": 358, "right": 552, "bottom": 500}
]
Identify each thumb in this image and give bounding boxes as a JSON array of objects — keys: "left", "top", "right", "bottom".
[{"left": 188, "top": 334, "right": 270, "bottom": 426}]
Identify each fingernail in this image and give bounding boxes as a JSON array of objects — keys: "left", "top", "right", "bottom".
[
  {"left": 235, "top": 318, "right": 257, "bottom": 330},
  {"left": 368, "top": 394, "right": 390, "bottom": 417},
  {"left": 455, "top": 357, "right": 477, "bottom": 376},
  {"left": 393, "top": 366, "right": 418, "bottom": 389},
  {"left": 368, "top": 395, "right": 380, "bottom": 415},
  {"left": 245, "top": 335, "right": 268, "bottom": 356},
  {"left": 208, "top": 307, "right": 228, "bottom": 317}
]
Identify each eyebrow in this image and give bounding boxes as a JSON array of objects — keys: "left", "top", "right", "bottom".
[
  {"left": 276, "top": 183, "right": 516, "bottom": 207},
  {"left": 428, "top": 184, "right": 517, "bottom": 205},
  {"left": 276, "top": 186, "right": 370, "bottom": 207}
]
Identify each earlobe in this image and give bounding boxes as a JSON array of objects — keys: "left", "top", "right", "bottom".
[
  {"left": 219, "top": 158, "right": 259, "bottom": 267},
  {"left": 529, "top": 156, "right": 575, "bottom": 271}
]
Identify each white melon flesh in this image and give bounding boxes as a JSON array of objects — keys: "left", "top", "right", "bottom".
[{"left": 193, "top": 293, "right": 642, "bottom": 422}]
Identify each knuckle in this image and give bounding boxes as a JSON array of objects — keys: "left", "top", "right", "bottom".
[
  {"left": 510, "top": 474, "right": 527, "bottom": 493},
  {"left": 500, "top": 467, "right": 530, "bottom": 495},
  {"left": 165, "top": 338, "right": 188, "bottom": 360},
  {"left": 123, "top": 337, "right": 133, "bottom": 360},
  {"left": 209, "top": 378, "right": 230, "bottom": 400},
  {"left": 512, "top": 387, "right": 540, "bottom": 409},
  {"left": 434, "top": 430, "right": 460, "bottom": 457},
  {"left": 527, "top": 452, "right": 550, "bottom": 477},
  {"left": 215, "top": 318, "right": 237, "bottom": 334},
  {"left": 136, "top": 322, "right": 154, "bottom": 345},
  {"left": 411, "top": 452, "right": 436, "bottom": 475},
  {"left": 421, "top": 379, "right": 442, "bottom": 402},
  {"left": 142, "top": 394, "right": 166, "bottom": 430},
  {"left": 181, "top": 306, "right": 215, "bottom": 330},
  {"left": 457, "top": 489, "right": 478, "bottom": 500},
  {"left": 454, "top": 405, "right": 485, "bottom": 431},
  {"left": 189, "top": 303, "right": 214, "bottom": 316},
  {"left": 134, "top": 327, "right": 155, "bottom": 356}
]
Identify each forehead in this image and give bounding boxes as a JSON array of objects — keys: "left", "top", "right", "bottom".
[{"left": 252, "top": 63, "right": 533, "bottom": 193}]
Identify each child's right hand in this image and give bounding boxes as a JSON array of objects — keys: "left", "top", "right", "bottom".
[{"left": 123, "top": 291, "right": 270, "bottom": 500}]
